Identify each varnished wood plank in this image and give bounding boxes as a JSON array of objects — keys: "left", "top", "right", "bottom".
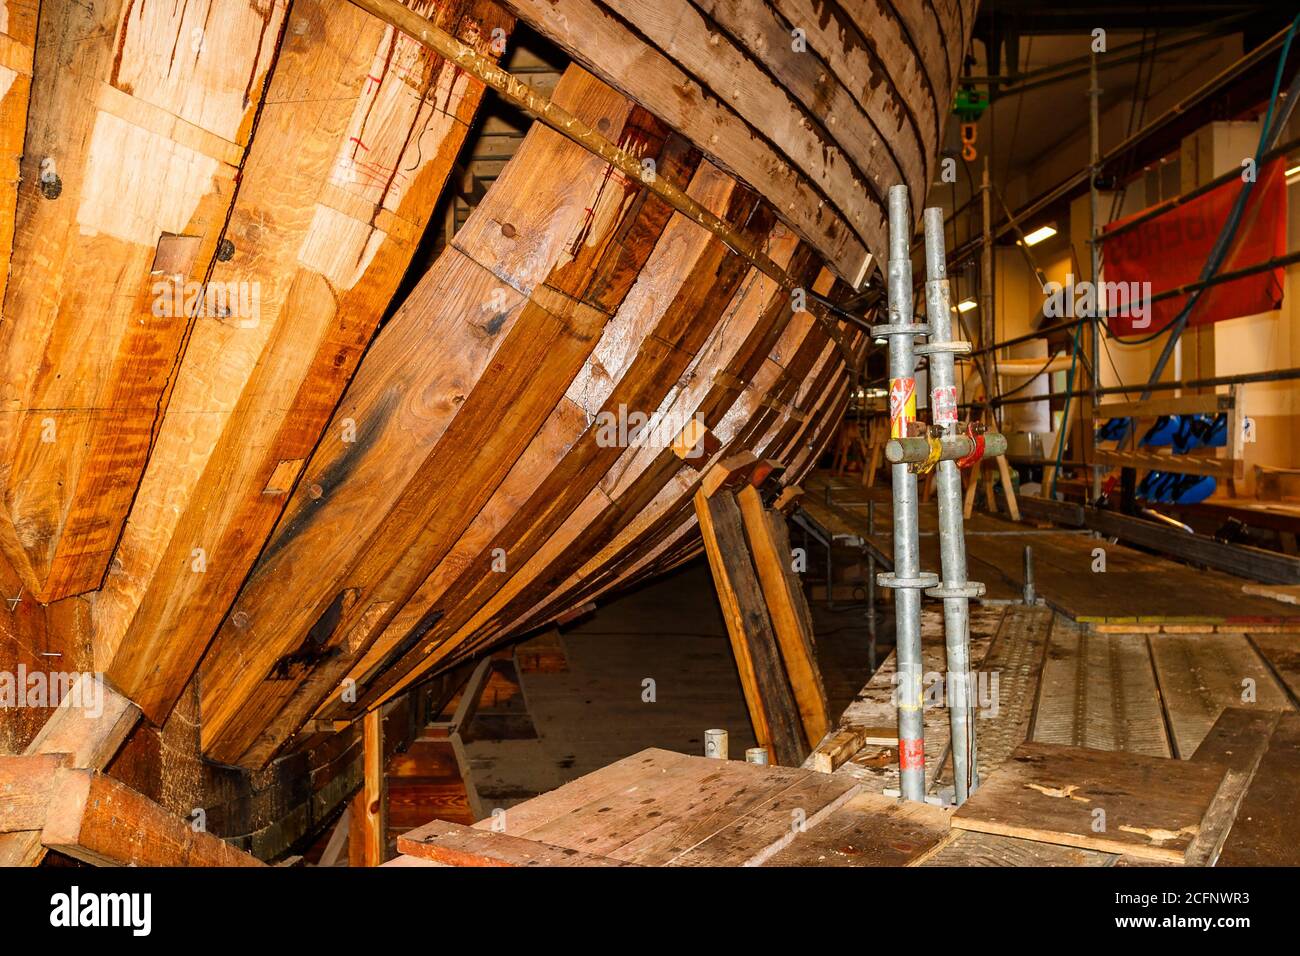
[
  {"left": 41, "top": 768, "right": 264, "bottom": 867},
  {"left": 353, "top": 708, "right": 387, "bottom": 867},
  {"left": 951, "top": 742, "right": 1228, "bottom": 864},
  {"left": 0, "top": 0, "right": 36, "bottom": 324}
]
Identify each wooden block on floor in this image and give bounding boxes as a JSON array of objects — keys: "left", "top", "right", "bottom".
[
  {"left": 1217, "top": 713, "right": 1300, "bottom": 866},
  {"left": 951, "top": 742, "right": 1228, "bottom": 864},
  {"left": 809, "top": 726, "right": 898, "bottom": 774},
  {"left": 398, "top": 819, "right": 633, "bottom": 867},
  {"left": 762, "top": 792, "right": 951, "bottom": 867}
]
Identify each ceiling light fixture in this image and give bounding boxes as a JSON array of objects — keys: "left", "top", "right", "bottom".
[{"left": 1021, "top": 225, "right": 1058, "bottom": 246}]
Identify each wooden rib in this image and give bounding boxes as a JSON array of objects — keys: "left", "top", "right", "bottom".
[
  {"left": 329, "top": 225, "right": 822, "bottom": 713},
  {"left": 41, "top": 768, "right": 265, "bottom": 867},
  {"left": 198, "top": 68, "right": 714, "bottom": 767},
  {"left": 341, "top": 246, "right": 843, "bottom": 714},
  {"left": 0, "top": 0, "right": 289, "bottom": 602},
  {"left": 471, "top": 296, "right": 852, "bottom": 654},
  {"left": 360, "top": 278, "right": 853, "bottom": 707},
  {"left": 595, "top": 0, "right": 883, "bottom": 248},
  {"left": 495, "top": 0, "right": 871, "bottom": 280},
  {"left": 91, "top": 0, "right": 512, "bottom": 724},
  {"left": 690, "top": 0, "right": 922, "bottom": 211}
]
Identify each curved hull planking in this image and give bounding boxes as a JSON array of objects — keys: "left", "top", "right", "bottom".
[{"left": 0, "top": 0, "right": 972, "bottom": 772}]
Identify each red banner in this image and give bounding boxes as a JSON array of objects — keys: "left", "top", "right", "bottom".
[{"left": 1100, "top": 155, "right": 1287, "bottom": 336}]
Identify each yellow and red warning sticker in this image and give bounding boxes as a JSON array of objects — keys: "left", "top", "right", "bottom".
[{"left": 889, "top": 376, "right": 916, "bottom": 439}]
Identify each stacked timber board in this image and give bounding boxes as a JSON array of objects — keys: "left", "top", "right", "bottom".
[{"left": 391, "top": 747, "right": 955, "bottom": 866}]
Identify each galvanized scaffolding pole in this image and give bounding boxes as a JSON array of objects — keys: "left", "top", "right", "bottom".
[
  {"left": 918, "top": 208, "right": 985, "bottom": 805},
  {"left": 875, "top": 185, "right": 938, "bottom": 802}
]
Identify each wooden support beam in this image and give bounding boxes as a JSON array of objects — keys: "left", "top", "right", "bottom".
[
  {"left": 349, "top": 0, "right": 872, "bottom": 285},
  {"left": 0, "top": 0, "right": 36, "bottom": 316},
  {"left": 0, "top": 672, "right": 140, "bottom": 866},
  {"left": 341, "top": 241, "right": 844, "bottom": 716},
  {"left": 0, "top": 0, "right": 289, "bottom": 601},
  {"left": 350, "top": 709, "right": 387, "bottom": 867},
  {"left": 694, "top": 489, "right": 806, "bottom": 766},
  {"left": 201, "top": 66, "right": 812, "bottom": 767},
  {"left": 94, "top": 0, "right": 512, "bottom": 726},
  {"left": 0, "top": 754, "right": 70, "bottom": 832},
  {"left": 735, "top": 484, "right": 829, "bottom": 748},
  {"left": 41, "top": 769, "right": 263, "bottom": 867}
]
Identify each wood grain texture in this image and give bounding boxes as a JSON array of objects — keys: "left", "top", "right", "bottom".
[
  {"left": 951, "top": 742, "right": 1227, "bottom": 864},
  {"left": 763, "top": 791, "right": 950, "bottom": 866},
  {"left": 697, "top": 490, "right": 806, "bottom": 766},
  {"left": 1217, "top": 713, "right": 1300, "bottom": 866},
  {"left": 0, "top": 753, "right": 70, "bottom": 832},
  {"left": 93, "top": 0, "right": 512, "bottom": 725},
  {"left": 737, "top": 484, "right": 830, "bottom": 748},
  {"left": 0, "top": 0, "right": 288, "bottom": 601},
  {"left": 198, "top": 67, "right": 726, "bottom": 767},
  {"left": 41, "top": 768, "right": 265, "bottom": 867}
]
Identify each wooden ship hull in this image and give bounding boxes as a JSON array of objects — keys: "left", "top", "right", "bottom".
[{"left": 0, "top": 0, "right": 973, "bottom": 860}]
